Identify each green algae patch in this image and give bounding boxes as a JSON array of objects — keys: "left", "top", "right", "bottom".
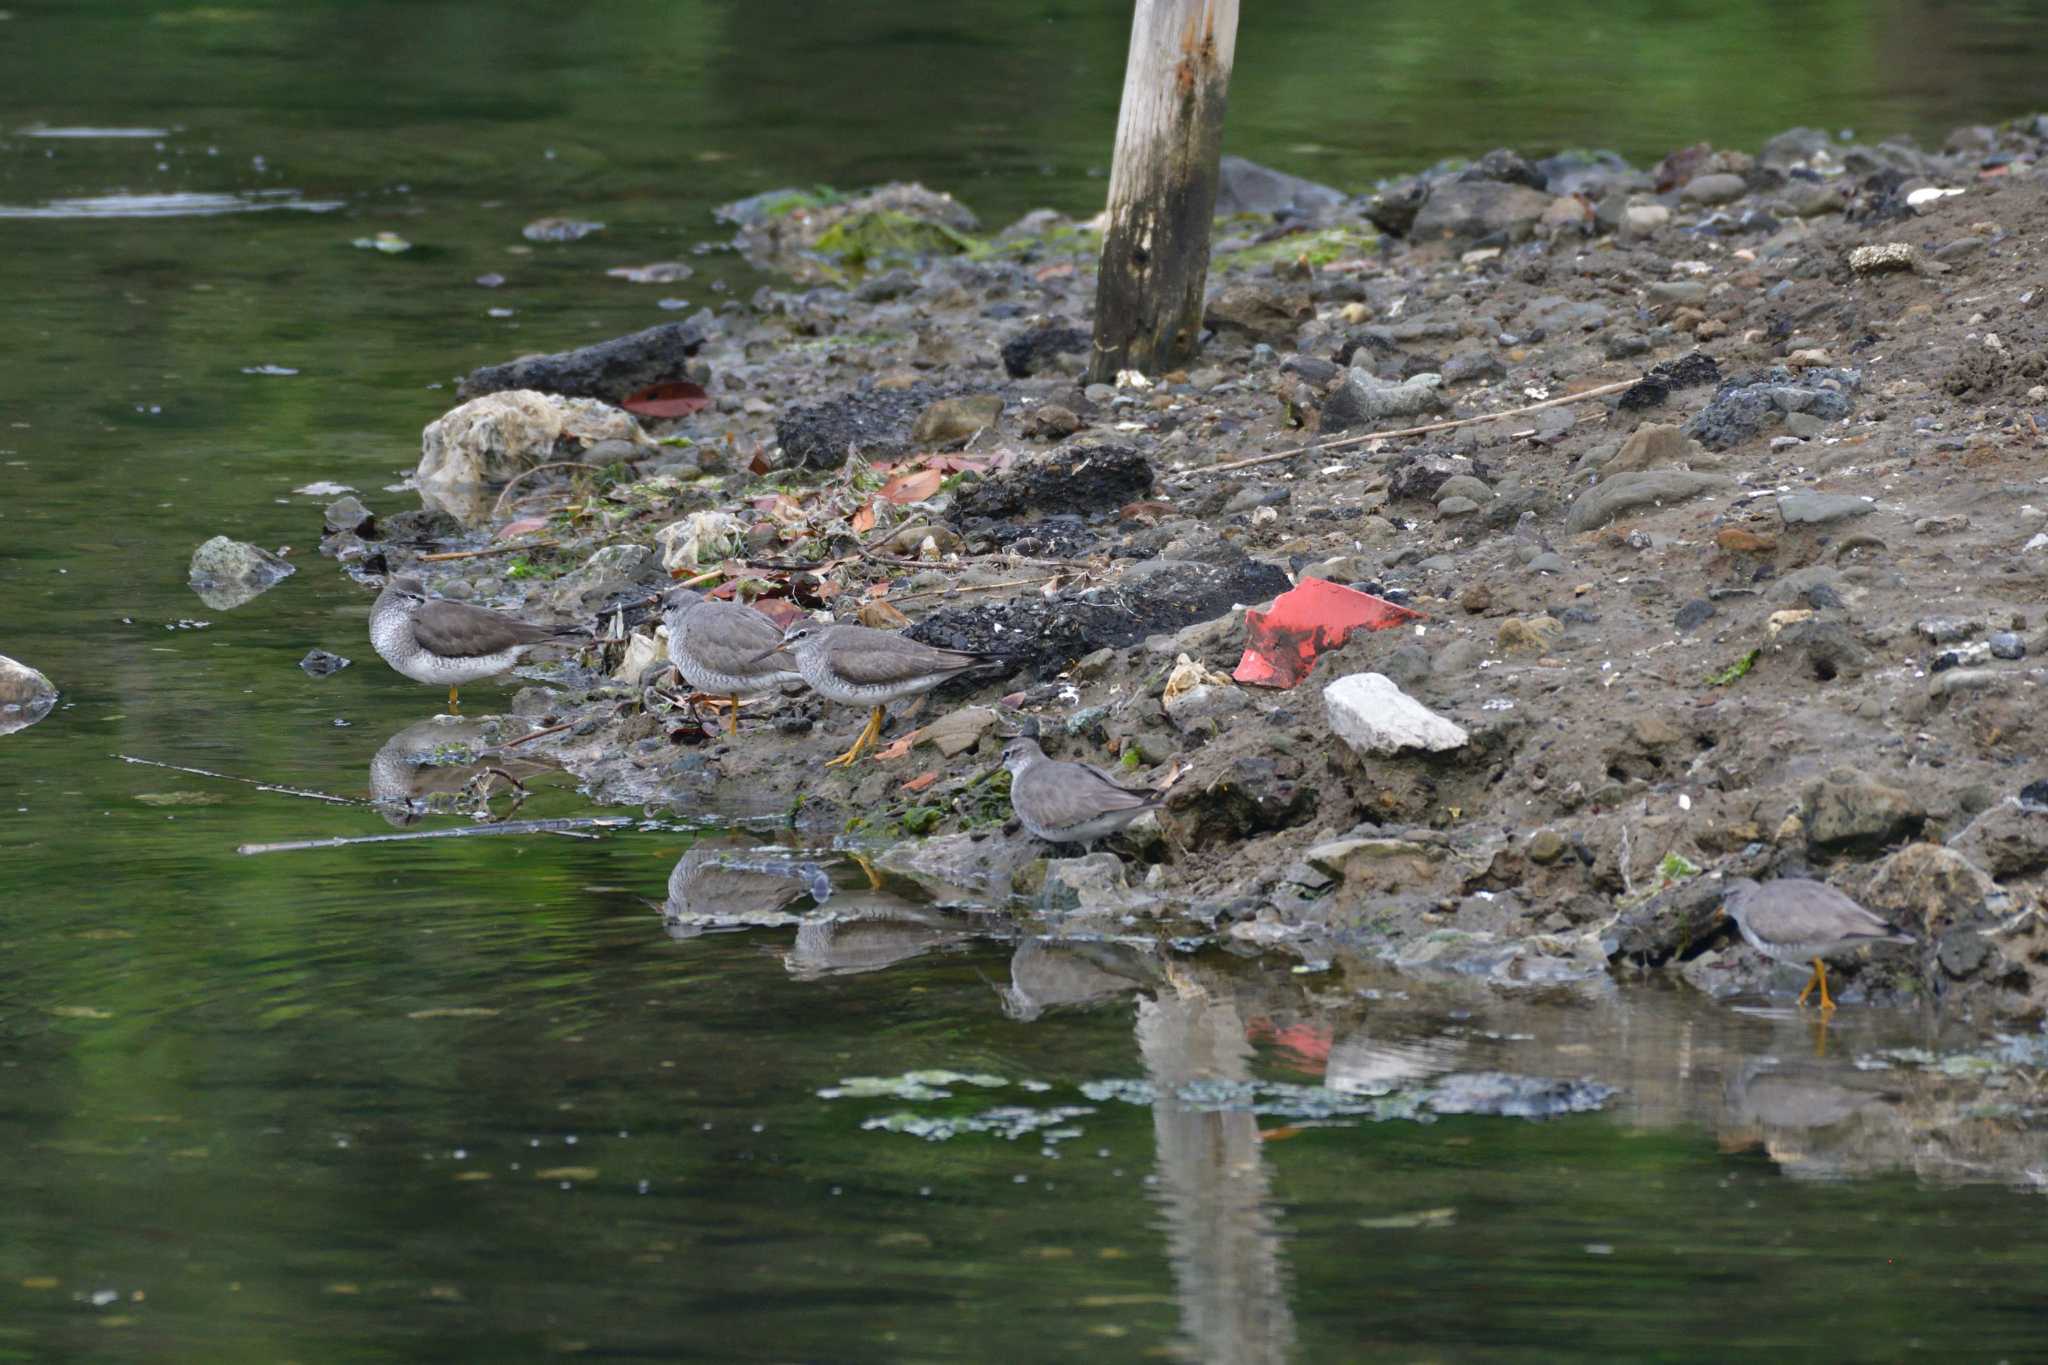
[
  {"left": 813, "top": 211, "right": 982, "bottom": 269},
  {"left": 1216, "top": 225, "right": 1378, "bottom": 272}
]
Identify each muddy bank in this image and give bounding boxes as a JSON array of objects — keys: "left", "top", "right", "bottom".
[{"left": 315, "top": 114, "right": 2048, "bottom": 1027}]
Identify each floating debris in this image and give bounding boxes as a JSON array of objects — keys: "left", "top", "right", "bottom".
[
  {"left": 819, "top": 1070, "right": 1010, "bottom": 1101},
  {"left": 861, "top": 1104, "right": 1096, "bottom": 1142},
  {"left": 0, "top": 191, "right": 341, "bottom": 219}
]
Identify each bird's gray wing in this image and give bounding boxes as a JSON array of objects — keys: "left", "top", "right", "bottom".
[
  {"left": 1020, "top": 761, "right": 1160, "bottom": 829},
  {"left": 412, "top": 599, "right": 560, "bottom": 657},
  {"left": 827, "top": 631, "right": 989, "bottom": 686},
  {"left": 685, "top": 602, "right": 799, "bottom": 677},
  {"left": 1746, "top": 886, "right": 1903, "bottom": 945}
]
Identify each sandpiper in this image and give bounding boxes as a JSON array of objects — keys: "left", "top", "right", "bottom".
[
  {"left": 1721, "top": 876, "right": 1915, "bottom": 1011},
  {"left": 1002, "top": 736, "right": 1164, "bottom": 848},
  {"left": 768, "top": 621, "right": 1007, "bottom": 767},
  {"left": 661, "top": 588, "right": 803, "bottom": 734},
  {"left": 369, "top": 574, "right": 583, "bottom": 712}
]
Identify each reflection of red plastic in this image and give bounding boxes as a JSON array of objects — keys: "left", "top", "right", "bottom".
[{"left": 1233, "top": 577, "right": 1424, "bottom": 689}]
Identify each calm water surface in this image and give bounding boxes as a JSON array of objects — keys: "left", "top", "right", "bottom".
[{"left": 5, "top": 2, "right": 2048, "bottom": 1358}]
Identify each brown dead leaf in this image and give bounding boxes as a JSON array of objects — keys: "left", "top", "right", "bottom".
[
  {"left": 880, "top": 468, "right": 946, "bottom": 504},
  {"left": 1120, "top": 500, "right": 1173, "bottom": 525},
  {"left": 851, "top": 499, "right": 877, "bottom": 535},
  {"left": 873, "top": 732, "right": 921, "bottom": 762},
  {"left": 857, "top": 599, "right": 912, "bottom": 629},
  {"left": 902, "top": 770, "right": 940, "bottom": 793}
]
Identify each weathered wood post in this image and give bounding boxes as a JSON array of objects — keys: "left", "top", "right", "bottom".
[{"left": 1088, "top": 0, "right": 1240, "bottom": 384}]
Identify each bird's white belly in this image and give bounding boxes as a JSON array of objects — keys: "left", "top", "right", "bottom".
[{"left": 371, "top": 615, "right": 525, "bottom": 686}]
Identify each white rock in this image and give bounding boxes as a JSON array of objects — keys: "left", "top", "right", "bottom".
[
  {"left": 1323, "top": 672, "right": 1468, "bottom": 756},
  {"left": 2025, "top": 533, "right": 2048, "bottom": 553},
  {"left": 417, "top": 390, "right": 649, "bottom": 525},
  {"left": 613, "top": 627, "right": 667, "bottom": 683},
  {"left": 655, "top": 509, "right": 746, "bottom": 571},
  {"left": 0, "top": 652, "right": 58, "bottom": 736}
]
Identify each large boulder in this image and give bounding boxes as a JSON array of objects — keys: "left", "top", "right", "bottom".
[
  {"left": 1802, "top": 768, "right": 1924, "bottom": 855},
  {"left": 416, "top": 390, "right": 651, "bottom": 525},
  {"left": 1213, "top": 156, "right": 1346, "bottom": 219},
  {"left": 1411, "top": 181, "right": 1555, "bottom": 244}
]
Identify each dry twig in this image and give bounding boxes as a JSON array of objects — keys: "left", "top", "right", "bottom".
[
  {"left": 1199, "top": 378, "right": 1637, "bottom": 476},
  {"left": 489, "top": 461, "right": 607, "bottom": 521},
  {"left": 418, "top": 539, "right": 560, "bottom": 563}
]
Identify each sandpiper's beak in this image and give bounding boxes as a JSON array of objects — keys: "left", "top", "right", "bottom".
[{"left": 741, "top": 644, "right": 785, "bottom": 665}]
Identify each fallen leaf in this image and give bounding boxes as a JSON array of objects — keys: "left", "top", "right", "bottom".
[
  {"left": 748, "top": 450, "right": 773, "bottom": 476},
  {"left": 497, "top": 517, "right": 549, "bottom": 539},
  {"left": 879, "top": 468, "right": 946, "bottom": 504},
  {"left": 751, "top": 598, "right": 809, "bottom": 630},
  {"left": 851, "top": 499, "right": 877, "bottom": 535},
  {"left": 873, "top": 732, "right": 920, "bottom": 762},
  {"left": 621, "top": 380, "right": 711, "bottom": 419},
  {"left": 536, "top": 1167, "right": 600, "bottom": 1181},
  {"left": 856, "top": 599, "right": 911, "bottom": 629},
  {"left": 1258, "top": 1126, "right": 1303, "bottom": 1142},
  {"left": 902, "top": 770, "right": 940, "bottom": 793}
]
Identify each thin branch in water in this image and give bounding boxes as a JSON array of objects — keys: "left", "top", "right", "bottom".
[
  {"left": 500, "top": 720, "right": 574, "bottom": 749},
  {"left": 115, "top": 754, "right": 365, "bottom": 807},
  {"left": 238, "top": 815, "right": 633, "bottom": 855}
]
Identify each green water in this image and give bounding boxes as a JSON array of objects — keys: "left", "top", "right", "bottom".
[{"left": 5, "top": 2, "right": 2048, "bottom": 1359}]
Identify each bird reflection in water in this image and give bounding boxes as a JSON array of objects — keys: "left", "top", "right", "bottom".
[
  {"left": 368, "top": 715, "right": 557, "bottom": 827},
  {"left": 662, "top": 837, "right": 987, "bottom": 977}
]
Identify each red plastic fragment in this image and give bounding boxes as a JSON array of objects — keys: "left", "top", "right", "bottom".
[{"left": 1231, "top": 577, "right": 1424, "bottom": 689}]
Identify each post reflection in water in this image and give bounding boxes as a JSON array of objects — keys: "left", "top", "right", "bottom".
[{"left": 1138, "top": 965, "right": 1297, "bottom": 1365}]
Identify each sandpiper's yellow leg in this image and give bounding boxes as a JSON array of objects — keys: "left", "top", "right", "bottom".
[
  {"left": 1813, "top": 958, "right": 1836, "bottom": 1012},
  {"left": 1796, "top": 963, "right": 1821, "bottom": 1007},
  {"left": 847, "top": 852, "right": 883, "bottom": 890},
  {"left": 824, "top": 705, "right": 884, "bottom": 768},
  {"left": 727, "top": 694, "right": 740, "bottom": 736},
  {"left": 447, "top": 685, "right": 461, "bottom": 713}
]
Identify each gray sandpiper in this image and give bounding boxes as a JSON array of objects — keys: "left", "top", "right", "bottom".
[
  {"left": 369, "top": 574, "right": 583, "bottom": 712},
  {"left": 661, "top": 587, "right": 803, "bottom": 734},
  {"left": 1001, "top": 736, "right": 1164, "bottom": 848},
  {"left": 1721, "top": 876, "right": 1914, "bottom": 1011},
  {"left": 767, "top": 620, "right": 1007, "bottom": 767}
]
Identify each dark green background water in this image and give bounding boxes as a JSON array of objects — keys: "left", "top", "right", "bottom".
[{"left": 5, "top": 2, "right": 2048, "bottom": 1359}]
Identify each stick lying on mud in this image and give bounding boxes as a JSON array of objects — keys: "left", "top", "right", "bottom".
[
  {"left": 418, "top": 539, "right": 560, "bottom": 563},
  {"left": 1199, "top": 378, "right": 1637, "bottom": 476},
  {"left": 115, "top": 754, "right": 366, "bottom": 806},
  {"left": 237, "top": 815, "right": 633, "bottom": 855}
]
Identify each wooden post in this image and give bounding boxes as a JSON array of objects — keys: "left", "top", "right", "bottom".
[{"left": 1088, "top": 0, "right": 1240, "bottom": 384}]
